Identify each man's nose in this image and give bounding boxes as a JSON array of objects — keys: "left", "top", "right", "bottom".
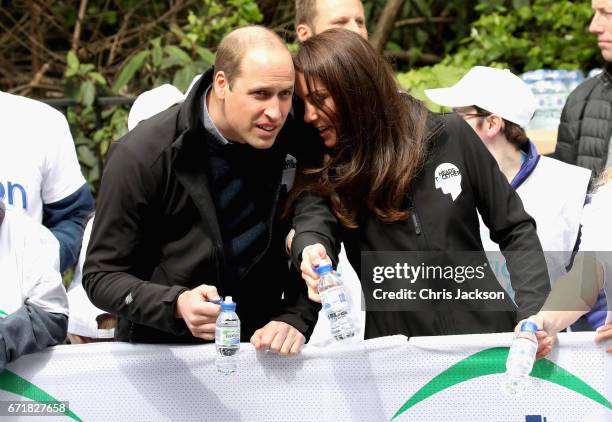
[
  {"left": 590, "top": 13, "right": 603, "bottom": 34},
  {"left": 264, "top": 98, "right": 282, "bottom": 121}
]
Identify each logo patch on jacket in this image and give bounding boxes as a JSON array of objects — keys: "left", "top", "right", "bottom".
[
  {"left": 434, "top": 163, "right": 462, "bottom": 201},
  {"left": 282, "top": 154, "right": 297, "bottom": 191}
]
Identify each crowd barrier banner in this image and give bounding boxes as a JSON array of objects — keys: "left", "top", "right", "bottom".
[{"left": 0, "top": 332, "right": 610, "bottom": 421}]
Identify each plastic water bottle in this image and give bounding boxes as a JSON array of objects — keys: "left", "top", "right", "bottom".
[
  {"left": 316, "top": 264, "right": 356, "bottom": 341},
  {"left": 215, "top": 296, "right": 240, "bottom": 375},
  {"left": 504, "top": 320, "right": 538, "bottom": 395}
]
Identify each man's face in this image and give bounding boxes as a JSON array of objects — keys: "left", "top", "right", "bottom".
[
  {"left": 215, "top": 48, "right": 295, "bottom": 149},
  {"left": 590, "top": 0, "right": 612, "bottom": 61},
  {"left": 298, "top": 0, "right": 368, "bottom": 41}
]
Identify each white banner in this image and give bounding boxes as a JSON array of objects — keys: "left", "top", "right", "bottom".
[{"left": 0, "top": 332, "right": 610, "bottom": 421}]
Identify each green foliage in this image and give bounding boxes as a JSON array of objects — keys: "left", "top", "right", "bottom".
[
  {"left": 54, "top": 0, "right": 263, "bottom": 193},
  {"left": 64, "top": 51, "right": 108, "bottom": 107},
  {"left": 2, "top": 0, "right": 601, "bottom": 197},
  {"left": 397, "top": 0, "right": 598, "bottom": 111},
  {"left": 451, "top": 0, "right": 598, "bottom": 73},
  {"left": 397, "top": 64, "right": 472, "bottom": 111},
  {"left": 184, "top": 0, "right": 263, "bottom": 47}
]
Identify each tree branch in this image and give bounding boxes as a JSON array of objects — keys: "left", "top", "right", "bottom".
[
  {"left": 395, "top": 16, "right": 454, "bottom": 28},
  {"left": 370, "top": 0, "right": 405, "bottom": 53},
  {"left": 384, "top": 50, "right": 441, "bottom": 64},
  {"left": 72, "top": 0, "right": 89, "bottom": 52}
]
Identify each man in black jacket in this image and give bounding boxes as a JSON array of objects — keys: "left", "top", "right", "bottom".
[
  {"left": 83, "top": 26, "right": 318, "bottom": 355},
  {"left": 554, "top": 0, "right": 612, "bottom": 174}
]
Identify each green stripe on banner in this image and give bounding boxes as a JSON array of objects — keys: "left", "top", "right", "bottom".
[
  {"left": 530, "top": 358, "right": 612, "bottom": 409},
  {"left": 392, "top": 347, "right": 611, "bottom": 420},
  {"left": 0, "top": 310, "right": 7, "bottom": 317},
  {"left": 0, "top": 370, "right": 82, "bottom": 422}
]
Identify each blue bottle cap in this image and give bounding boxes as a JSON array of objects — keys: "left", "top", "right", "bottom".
[
  {"left": 520, "top": 320, "right": 538, "bottom": 333},
  {"left": 220, "top": 296, "right": 237, "bottom": 311},
  {"left": 315, "top": 264, "right": 333, "bottom": 275}
]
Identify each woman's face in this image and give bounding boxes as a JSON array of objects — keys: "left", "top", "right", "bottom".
[{"left": 296, "top": 72, "right": 338, "bottom": 148}]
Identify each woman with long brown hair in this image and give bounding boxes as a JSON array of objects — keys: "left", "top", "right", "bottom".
[{"left": 289, "top": 28, "right": 552, "bottom": 340}]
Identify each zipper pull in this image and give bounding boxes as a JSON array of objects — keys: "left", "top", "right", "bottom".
[{"left": 411, "top": 211, "right": 422, "bottom": 236}]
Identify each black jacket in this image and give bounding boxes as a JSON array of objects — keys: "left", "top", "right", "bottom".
[
  {"left": 83, "top": 69, "right": 319, "bottom": 343},
  {"left": 555, "top": 63, "right": 612, "bottom": 174},
  {"left": 292, "top": 112, "right": 551, "bottom": 340}
]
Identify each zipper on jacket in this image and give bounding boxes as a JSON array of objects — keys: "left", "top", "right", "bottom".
[
  {"left": 239, "top": 164, "right": 284, "bottom": 281},
  {"left": 405, "top": 191, "right": 422, "bottom": 236},
  {"left": 411, "top": 211, "right": 422, "bottom": 236}
]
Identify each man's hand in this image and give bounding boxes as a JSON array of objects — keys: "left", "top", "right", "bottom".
[
  {"left": 595, "top": 323, "right": 612, "bottom": 353},
  {"left": 250, "top": 321, "right": 305, "bottom": 356},
  {"left": 515, "top": 315, "right": 556, "bottom": 359},
  {"left": 300, "top": 243, "right": 331, "bottom": 302},
  {"left": 175, "top": 284, "right": 221, "bottom": 341}
]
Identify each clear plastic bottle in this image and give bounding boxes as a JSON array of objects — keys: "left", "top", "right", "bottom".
[
  {"left": 215, "top": 296, "right": 240, "bottom": 375},
  {"left": 316, "top": 264, "right": 356, "bottom": 341},
  {"left": 504, "top": 320, "right": 539, "bottom": 395}
]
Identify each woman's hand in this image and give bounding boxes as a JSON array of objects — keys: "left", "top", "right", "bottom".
[
  {"left": 595, "top": 323, "right": 612, "bottom": 353},
  {"left": 300, "top": 243, "right": 331, "bottom": 302},
  {"left": 515, "top": 314, "right": 556, "bottom": 359}
]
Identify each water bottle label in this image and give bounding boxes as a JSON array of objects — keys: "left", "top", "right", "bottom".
[
  {"left": 320, "top": 286, "right": 349, "bottom": 313},
  {"left": 215, "top": 327, "right": 240, "bottom": 346}
]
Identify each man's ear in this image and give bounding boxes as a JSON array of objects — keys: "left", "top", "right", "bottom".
[
  {"left": 296, "top": 23, "right": 314, "bottom": 42},
  {"left": 214, "top": 70, "right": 229, "bottom": 100}
]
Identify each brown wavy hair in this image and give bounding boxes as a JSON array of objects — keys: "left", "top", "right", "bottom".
[{"left": 290, "top": 28, "right": 429, "bottom": 228}]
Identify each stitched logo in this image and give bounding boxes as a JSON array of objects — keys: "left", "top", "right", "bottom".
[{"left": 434, "top": 163, "right": 462, "bottom": 201}]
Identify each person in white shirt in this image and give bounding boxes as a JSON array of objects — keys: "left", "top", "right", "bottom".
[
  {"left": 0, "top": 201, "right": 68, "bottom": 372},
  {"left": 426, "top": 67, "right": 591, "bottom": 295},
  {"left": 525, "top": 167, "right": 612, "bottom": 357},
  {"left": 67, "top": 217, "right": 116, "bottom": 344},
  {"left": 0, "top": 91, "right": 94, "bottom": 272}
]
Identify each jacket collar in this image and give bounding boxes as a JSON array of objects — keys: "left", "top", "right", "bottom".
[
  {"left": 177, "top": 67, "right": 215, "bottom": 137},
  {"left": 170, "top": 67, "right": 224, "bottom": 259},
  {"left": 511, "top": 139, "right": 540, "bottom": 189},
  {"left": 600, "top": 62, "right": 612, "bottom": 87}
]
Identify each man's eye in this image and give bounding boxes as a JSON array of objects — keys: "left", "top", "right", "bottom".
[
  {"left": 279, "top": 90, "right": 293, "bottom": 98},
  {"left": 254, "top": 91, "right": 269, "bottom": 98}
]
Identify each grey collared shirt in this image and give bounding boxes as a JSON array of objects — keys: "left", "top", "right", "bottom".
[{"left": 202, "top": 85, "right": 231, "bottom": 146}]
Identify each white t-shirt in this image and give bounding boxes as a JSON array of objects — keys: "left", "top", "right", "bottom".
[
  {"left": 0, "top": 210, "right": 68, "bottom": 318},
  {"left": 0, "top": 91, "right": 86, "bottom": 222},
  {"left": 480, "top": 157, "right": 590, "bottom": 299},
  {"left": 67, "top": 217, "right": 114, "bottom": 338},
  {"left": 579, "top": 186, "right": 612, "bottom": 324}
]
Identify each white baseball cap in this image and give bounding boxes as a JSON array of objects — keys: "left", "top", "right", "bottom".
[
  {"left": 127, "top": 84, "right": 185, "bottom": 131},
  {"left": 424, "top": 66, "right": 536, "bottom": 127}
]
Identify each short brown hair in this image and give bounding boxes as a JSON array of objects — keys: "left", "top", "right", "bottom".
[
  {"left": 295, "top": 0, "right": 317, "bottom": 28},
  {"left": 593, "top": 166, "right": 612, "bottom": 192},
  {"left": 215, "top": 26, "right": 286, "bottom": 88}
]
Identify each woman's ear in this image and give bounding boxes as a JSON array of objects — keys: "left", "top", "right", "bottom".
[{"left": 487, "top": 115, "right": 504, "bottom": 138}]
